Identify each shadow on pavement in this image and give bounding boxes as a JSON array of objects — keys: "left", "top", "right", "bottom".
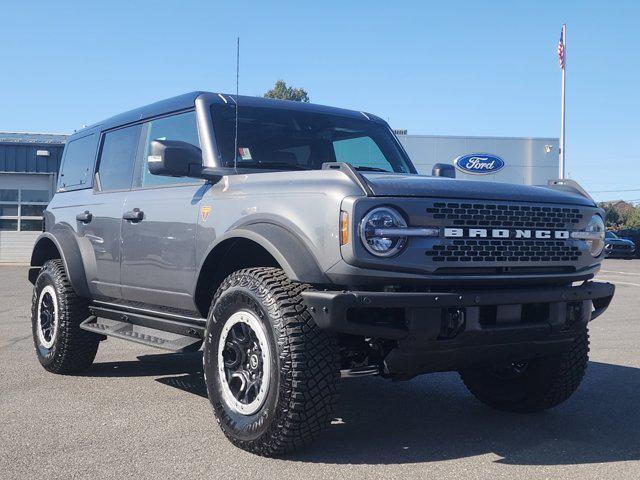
[{"left": 88, "top": 354, "right": 640, "bottom": 466}]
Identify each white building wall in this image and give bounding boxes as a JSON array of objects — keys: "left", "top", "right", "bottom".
[
  {"left": 0, "top": 173, "right": 55, "bottom": 263},
  {"left": 397, "top": 135, "right": 559, "bottom": 185}
]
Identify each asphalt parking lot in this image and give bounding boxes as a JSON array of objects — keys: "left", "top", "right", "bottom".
[{"left": 1, "top": 260, "right": 639, "bottom": 479}]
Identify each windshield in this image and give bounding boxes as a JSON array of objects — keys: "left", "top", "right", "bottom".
[
  {"left": 605, "top": 231, "right": 618, "bottom": 239},
  {"left": 211, "top": 104, "right": 414, "bottom": 173}
]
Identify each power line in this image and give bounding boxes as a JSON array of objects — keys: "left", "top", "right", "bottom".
[{"left": 590, "top": 188, "right": 640, "bottom": 193}]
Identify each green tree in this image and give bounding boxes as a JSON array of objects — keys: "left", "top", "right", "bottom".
[
  {"left": 598, "top": 201, "right": 640, "bottom": 229},
  {"left": 627, "top": 208, "right": 640, "bottom": 228},
  {"left": 264, "top": 80, "right": 309, "bottom": 102},
  {"left": 601, "top": 203, "right": 621, "bottom": 228}
]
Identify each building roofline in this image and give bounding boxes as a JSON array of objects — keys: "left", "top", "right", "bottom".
[
  {"left": 0, "top": 131, "right": 69, "bottom": 136},
  {"left": 397, "top": 134, "right": 558, "bottom": 141}
]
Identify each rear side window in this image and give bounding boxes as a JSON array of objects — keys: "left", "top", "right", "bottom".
[
  {"left": 58, "top": 133, "right": 97, "bottom": 191},
  {"left": 140, "top": 111, "right": 200, "bottom": 188},
  {"left": 97, "top": 125, "right": 142, "bottom": 191}
]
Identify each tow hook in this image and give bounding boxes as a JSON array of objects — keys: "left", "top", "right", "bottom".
[{"left": 440, "top": 308, "right": 466, "bottom": 339}]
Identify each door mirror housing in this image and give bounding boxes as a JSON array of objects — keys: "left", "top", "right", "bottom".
[
  {"left": 432, "top": 163, "right": 456, "bottom": 179},
  {"left": 148, "top": 140, "right": 266, "bottom": 183},
  {"left": 148, "top": 140, "right": 204, "bottom": 178}
]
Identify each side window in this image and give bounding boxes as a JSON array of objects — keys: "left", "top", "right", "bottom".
[
  {"left": 58, "top": 133, "right": 97, "bottom": 191},
  {"left": 97, "top": 124, "right": 142, "bottom": 192},
  {"left": 333, "top": 136, "right": 393, "bottom": 172},
  {"left": 141, "top": 111, "right": 200, "bottom": 188}
]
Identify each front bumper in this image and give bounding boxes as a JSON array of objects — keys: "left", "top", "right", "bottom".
[{"left": 302, "top": 281, "right": 615, "bottom": 377}]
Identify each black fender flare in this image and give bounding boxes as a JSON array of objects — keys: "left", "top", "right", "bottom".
[
  {"left": 198, "top": 222, "right": 329, "bottom": 286},
  {"left": 29, "top": 229, "right": 91, "bottom": 298}
]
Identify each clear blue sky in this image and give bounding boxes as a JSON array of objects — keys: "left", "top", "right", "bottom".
[{"left": 1, "top": 0, "right": 638, "bottom": 201}]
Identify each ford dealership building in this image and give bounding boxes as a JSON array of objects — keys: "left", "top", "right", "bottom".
[
  {"left": 397, "top": 134, "right": 560, "bottom": 185},
  {"left": 0, "top": 132, "right": 67, "bottom": 263}
]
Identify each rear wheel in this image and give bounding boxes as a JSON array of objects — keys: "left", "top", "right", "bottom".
[
  {"left": 31, "top": 259, "right": 100, "bottom": 374},
  {"left": 203, "top": 267, "right": 340, "bottom": 456},
  {"left": 460, "top": 328, "right": 589, "bottom": 413}
]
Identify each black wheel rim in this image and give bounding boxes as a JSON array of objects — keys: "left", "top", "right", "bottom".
[
  {"left": 37, "top": 286, "right": 58, "bottom": 348},
  {"left": 217, "top": 310, "right": 270, "bottom": 415}
]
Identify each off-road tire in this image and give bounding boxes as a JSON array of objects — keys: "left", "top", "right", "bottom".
[
  {"left": 460, "top": 328, "right": 590, "bottom": 413},
  {"left": 203, "top": 267, "right": 340, "bottom": 456},
  {"left": 31, "top": 259, "right": 100, "bottom": 373}
]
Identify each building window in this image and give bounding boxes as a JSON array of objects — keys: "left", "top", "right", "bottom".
[{"left": 0, "top": 188, "right": 49, "bottom": 231}]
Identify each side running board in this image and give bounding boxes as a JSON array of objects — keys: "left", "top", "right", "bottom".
[{"left": 80, "top": 305, "right": 205, "bottom": 352}]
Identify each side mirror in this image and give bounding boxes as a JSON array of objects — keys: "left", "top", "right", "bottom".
[
  {"left": 148, "top": 140, "right": 203, "bottom": 177},
  {"left": 432, "top": 163, "right": 456, "bottom": 178}
]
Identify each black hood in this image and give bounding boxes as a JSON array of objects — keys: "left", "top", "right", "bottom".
[{"left": 360, "top": 173, "right": 594, "bottom": 206}]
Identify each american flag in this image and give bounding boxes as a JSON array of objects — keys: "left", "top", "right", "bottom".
[{"left": 557, "top": 29, "right": 565, "bottom": 69}]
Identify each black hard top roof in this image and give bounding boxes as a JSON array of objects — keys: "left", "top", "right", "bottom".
[{"left": 77, "top": 91, "right": 384, "bottom": 137}]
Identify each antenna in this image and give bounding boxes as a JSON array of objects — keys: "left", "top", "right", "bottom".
[{"left": 233, "top": 37, "right": 240, "bottom": 171}]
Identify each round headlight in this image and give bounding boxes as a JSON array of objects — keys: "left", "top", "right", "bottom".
[
  {"left": 585, "top": 214, "right": 605, "bottom": 257},
  {"left": 359, "top": 207, "right": 407, "bottom": 257}
]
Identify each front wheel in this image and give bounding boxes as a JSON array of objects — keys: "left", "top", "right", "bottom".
[
  {"left": 203, "top": 267, "right": 340, "bottom": 456},
  {"left": 460, "top": 328, "right": 590, "bottom": 413}
]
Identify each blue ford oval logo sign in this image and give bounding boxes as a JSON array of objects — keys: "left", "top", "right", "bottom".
[{"left": 454, "top": 154, "right": 505, "bottom": 175}]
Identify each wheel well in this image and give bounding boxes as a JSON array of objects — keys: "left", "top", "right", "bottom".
[
  {"left": 31, "top": 237, "right": 62, "bottom": 266},
  {"left": 29, "top": 237, "right": 62, "bottom": 284},
  {"left": 194, "top": 238, "right": 281, "bottom": 317}
]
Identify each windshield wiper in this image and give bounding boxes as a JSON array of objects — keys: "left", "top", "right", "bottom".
[
  {"left": 353, "top": 166, "right": 390, "bottom": 173},
  {"left": 236, "top": 162, "right": 309, "bottom": 171}
]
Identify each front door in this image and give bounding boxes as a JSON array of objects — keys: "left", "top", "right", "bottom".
[
  {"left": 120, "top": 111, "right": 203, "bottom": 311},
  {"left": 83, "top": 124, "right": 141, "bottom": 300}
]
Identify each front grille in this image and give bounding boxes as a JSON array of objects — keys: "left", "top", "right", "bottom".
[
  {"left": 426, "top": 202, "right": 583, "bottom": 229},
  {"left": 426, "top": 239, "right": 582, "bottom": 263}
]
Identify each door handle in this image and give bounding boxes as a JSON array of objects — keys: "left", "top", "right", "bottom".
[
  {"left": 123, "top": 208, "right": 144, "bottom": 223},
  {"left": 76, "top": 210, "right": 93, "bottom": 224}
]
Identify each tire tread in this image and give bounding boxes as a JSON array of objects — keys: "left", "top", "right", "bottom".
[
  {"left": 206, "top": 267, "right": 339, "bottom": 456},
  {"left": 32, "top": 259, "right": 99, "bottom": 374}
]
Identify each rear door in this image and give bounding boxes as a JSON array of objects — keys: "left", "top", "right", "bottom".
[
  {"left": 81, "top": 124, "right": 141, "bottom": 300},
  {"left": 120, "top": 111, "right": 203, "bottom": 311}
]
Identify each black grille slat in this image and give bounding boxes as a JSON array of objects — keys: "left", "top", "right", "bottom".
[
  {"left": 426, "top": 239, "right": 582, "bottom": 263},
  {"left": 426, "top": 202, "right": 582, "bottom": 229}
]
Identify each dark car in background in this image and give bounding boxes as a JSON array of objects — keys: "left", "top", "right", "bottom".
[
  {"left": 605, "top": 231, "right": 636, "bottom": 258},
  {"left": 613, "top": 228, "right": 640, "bottom": 258}
]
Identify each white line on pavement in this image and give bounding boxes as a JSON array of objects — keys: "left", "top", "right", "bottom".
[
  {"left": 596, "top": 277, "right": 640, "bottom": 287},
  {"left": 600, "top": 270, "right": 640, "bottom": 277}
]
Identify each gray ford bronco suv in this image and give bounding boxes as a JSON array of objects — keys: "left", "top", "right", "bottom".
[{"left": 29, "top": 91, "right": 614, "bottom": 456}]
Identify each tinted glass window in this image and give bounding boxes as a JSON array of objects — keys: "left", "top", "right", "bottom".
[
  {"left": 333, "top": 136, "right": 392, "bottom": 172},
  {"left": 0, "top": 205, "right": 18, "bottom": 216},
  {"left": 21, "top": 205, "right": 46, "bottom": 216},
  {"left": 21, "top": 190, "right": 50, "bottom": 203},
  {"left": 605, "top": 231, "right": 617, "bottom": 239},
  {"left": 211, "top": 104, "right": 412, "bottom": 173},
  {"left": 98, "top": 125, "right": 142, "bottom": 191},
  {"left": 20, "top": 219, "right": 43, "bottom": 231},
  {"left": 0, "top": 219, "right": 18, "bottom": 231},
  {"left": 141, "top": 111, "right": 200, "bottom": 188},
  {"left": 58, "top": 134, "right": 97, "bottom": 191},
  {"left": 0, "top": 189, "right": 18, "bottom": 201}
]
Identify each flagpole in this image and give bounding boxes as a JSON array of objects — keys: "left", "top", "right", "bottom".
[{"left": 559, "top": 24, "right": 566, "bottom": 179}]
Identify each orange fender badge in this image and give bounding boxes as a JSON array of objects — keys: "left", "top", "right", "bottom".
[{"left": 201, "top": 206, "right": 212, "bottom": 222}]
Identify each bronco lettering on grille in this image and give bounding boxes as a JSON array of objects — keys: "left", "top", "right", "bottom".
[{"left": 443, "top": 228, "right": 570, "bottom": 240}]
